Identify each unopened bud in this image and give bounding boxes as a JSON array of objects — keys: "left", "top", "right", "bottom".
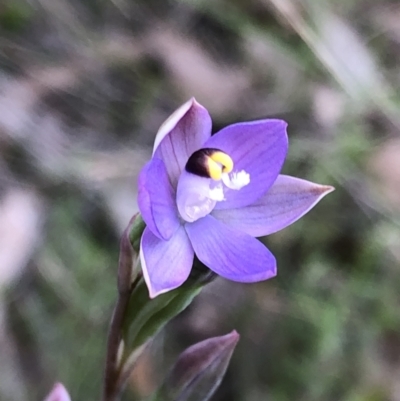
[
  {"left": 118, "top": 213, "right": 144, "bottom": 294},
  {"left": 155, "top": 330, "right": 239, "bottom": 401}
]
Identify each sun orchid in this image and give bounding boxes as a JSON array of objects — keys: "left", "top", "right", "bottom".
[{"left": 138, "top": 98, "right": 333, "bottom": 298}]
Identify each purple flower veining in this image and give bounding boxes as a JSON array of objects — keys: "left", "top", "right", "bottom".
[{"left": 138, "top": 98, "right": 333, "bottom": 297}]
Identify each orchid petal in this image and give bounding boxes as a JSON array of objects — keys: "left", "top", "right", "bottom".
[
  {"left": 203, "top": 119, "right": 288, "bottom": 209},
  {"left": 213, "top": 175, "right": 334, "bottom": 237},
  {"left": 140, "top": 226, "right": 194, "bottom": 298},
  {"left": 176, "top": 170, "right": 217, "bottom": 223},
  {"left": 44, "top": 383, "right": 72, "bottom": 401},
  {"left": 185, "top": 215, "right": 276, "bottom": 282},
  {"left": 138, "top": 158, "right": 180, "bottom": 240},
  {"left": 153, "top": 98, "right": 212, "bottom": 186}
]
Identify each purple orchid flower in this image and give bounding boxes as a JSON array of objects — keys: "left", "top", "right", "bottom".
[{"left": 138, "top": 98, "right": 333, "bottom": 298}]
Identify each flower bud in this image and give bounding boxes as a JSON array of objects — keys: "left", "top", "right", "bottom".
[
  {"left": 154, "top": 331, "right": 239, "bottom": 401},
  {"left": 118, "top": 213, "right": 144, "bottom": 294}
]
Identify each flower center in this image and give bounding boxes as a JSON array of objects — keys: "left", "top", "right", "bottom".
[
  {"left": 177, "top": 148, "right": 250, "bottom": 222},
  {"left": 185, "top": 148, "right": 233, "bottom": 179}
]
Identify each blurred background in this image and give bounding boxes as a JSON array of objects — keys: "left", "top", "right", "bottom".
[{"left": 1, "top": 0, "right": 400, "bottom": 400}]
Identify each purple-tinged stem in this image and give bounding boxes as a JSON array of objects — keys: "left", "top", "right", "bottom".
[{"left": 102, "top": 214, "right": 142, "bottom": 401}]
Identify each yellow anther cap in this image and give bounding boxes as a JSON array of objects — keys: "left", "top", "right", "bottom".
[
  {"left": 185, "top": 148, "right": 234, "bottom": 181},
  {"left": 209, "top": 151, "right": 233, "bottom": 173}
]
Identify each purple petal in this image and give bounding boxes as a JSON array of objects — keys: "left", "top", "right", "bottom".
[
  {"left": 203, "top": 119, "right": 288, "bottom": 209},
  {"left": 185, "top": 215, "right": 276, "bottom": 282},
  {"left": 153, "top": 98, "right": 212, "bottom": 186},
  {"left": 44, "top": 383, "right": 72, "bottom": 401},
  {"left": 140, "top": 226, "right": 194, "bottom": 298},
  {"left": 213, "top": 175, "right": 334, "bottom": 237},
  {"left": 138, "top": 158, "right": 180, "bottom": 240},
  {"left": 176, "top": 170, "right": 217, "bottom": 223}
]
